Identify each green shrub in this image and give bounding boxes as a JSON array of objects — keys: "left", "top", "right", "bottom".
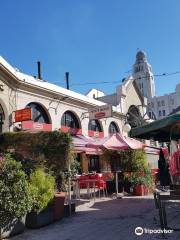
[
  {"left": 131, "top": 150, "right": 148, "bottom": 172},
  {"left": 0, "top": 131, "right": 72, "bottom": 191},
  {"left": 29, "top": 169, "right": 55, "bottom": 212},
  {"left": 129, "top": 172, "right": 154, "bottom": 188},
  {"left": 0, "top": 154, "right": 32, "bottom": 228}
]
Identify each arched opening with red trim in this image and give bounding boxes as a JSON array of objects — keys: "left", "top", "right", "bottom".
[
  {"left": 21, "top": 102, "right": 52, "bottom": 131},
  {"left": 27, "top": 102, "right": 51, "bottom": 124},
  {"left": 88, "top": 119, "right": 104, "bottom": 138},
  {"left": 61, "top": 111, "right": 82, "bottom": 135}
]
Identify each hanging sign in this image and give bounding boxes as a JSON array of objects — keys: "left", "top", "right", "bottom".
[
  {"left": 14, "top": 108, "right": 32, "bottom": 122},
  {"left": 89, "top": 104, "right": 112, "bottom": 120}
]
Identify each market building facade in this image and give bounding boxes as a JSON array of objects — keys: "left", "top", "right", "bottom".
[{"left": 0, "top": 56, "right": 149, "bottom": 173}]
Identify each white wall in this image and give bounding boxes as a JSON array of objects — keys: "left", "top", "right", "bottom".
[
  {"left": 0, "top": 79, "right": 124, "bottom": 137},
  {"left": 86, "top": 89, "right": 105, "bottom": 99},
  {"left": 148, "top": 83, "right": 180, "bottom": 119}
]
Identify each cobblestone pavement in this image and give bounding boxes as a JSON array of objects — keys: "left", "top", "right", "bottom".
[{"left": 11, "top": 195, "right": 180, "bottom": 240}]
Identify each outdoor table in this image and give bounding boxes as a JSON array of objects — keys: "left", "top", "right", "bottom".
[{"left": 154, "top": 189, "right": 180, "bottom": 230}]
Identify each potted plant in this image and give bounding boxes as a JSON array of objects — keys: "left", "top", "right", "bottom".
[
  {"left": 129, "top": 171, "right": 154, "bottom": 196},
  {"left": 26, "top": 168, "right": 55, "bottom": 228},
  {"left": 128, "top": 150, "right": 154, "bottom": 196},
  {"left": 130, "top": 175, "right": 147, "bottom": 196},
  {"left": 0, "top": 154, "right": 32, "bottom": 239}
]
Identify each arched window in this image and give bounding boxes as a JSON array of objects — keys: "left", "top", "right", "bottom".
[
  {"left": 61, "top": 111, "right": 80, "bottom": 129},
  {"left": 88, "top": 119, "right": 102, "bottom": 132},
  {"left": 0, "top": 104, "right": 5, "bottom": 133},
  {"left": 26, "top": 102, "right": 50, "bottom": 124},
  {"left": 109, "top": 122, "right": 119, "bottom": 134}
]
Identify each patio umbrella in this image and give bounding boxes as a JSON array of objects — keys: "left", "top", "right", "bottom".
[
  {"left": 86, "top": 133, "right": 145, "bottom": 150},
  {"left": 85, "top": 134, "right": 128, "bottom": 150},
  {"left": 116, "top": 133, "right": 145, "bottom": 150},
  {"left": 86, "top": 133, "right": 145, "bottom": 198},
  {"left": 72, "top": 135, "right": 102, "bottom": 155}
]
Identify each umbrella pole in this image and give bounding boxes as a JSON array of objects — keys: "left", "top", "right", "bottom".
[
  {"left": 68, "top": 161, "right": 71, "bottom": 217},
  {"left": 116, "top": 172, "right": 118, "bottom": 197}
]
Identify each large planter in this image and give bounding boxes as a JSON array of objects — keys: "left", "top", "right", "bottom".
[
  {"left": 0, "top": 217, "right": 25, "bottom": 239},
  {"left": 64, "top": 203, "right": 76, "bottom": 217},
  {"left": 53, "top": 192, "right": 65, "bottom": 221},
  {"left": 26, "top": 206, "right": 54, "bottom": 229},
  {"left": 133, "top": 185, "right": 145, "bottom": 196}
]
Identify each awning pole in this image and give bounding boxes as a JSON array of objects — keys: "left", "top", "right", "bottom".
[{"left": 68, "top": 160, "right": 71, "bottom": 216}]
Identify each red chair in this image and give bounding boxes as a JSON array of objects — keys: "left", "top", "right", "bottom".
[
  {"left": 96, "top": 179, "right": 107, "bottom": 198},
  {"left": 78, "top": 175, "right": 89, "bottom": 189},
  {"left": 90, "top": 174, "right": 107, "bottom": 197}
]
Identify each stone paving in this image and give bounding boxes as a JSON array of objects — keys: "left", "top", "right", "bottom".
[{"left": 11, "top": 195, "right": 180, "bottom": 240}]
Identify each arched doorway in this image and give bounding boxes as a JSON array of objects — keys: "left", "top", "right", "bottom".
[
  {"left": 88, "top": 119, "right": 104, "bottom": 138},
  {"left": 0, "top": 104, "right": 5, "bottom": 133},
  {"left": 61, "top": 111, "right": 82, "bottom": 135},
  {"left": 109, "top": 121, "right": 119, "bottom": 135}
]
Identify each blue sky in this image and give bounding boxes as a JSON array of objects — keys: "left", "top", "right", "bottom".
[{"left": 1, "top": 0, "right": 180, "bottom": 96}]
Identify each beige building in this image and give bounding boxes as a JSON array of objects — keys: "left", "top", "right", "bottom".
[{"left": 0, "top": 56, "right": 148, "bottom": 173}]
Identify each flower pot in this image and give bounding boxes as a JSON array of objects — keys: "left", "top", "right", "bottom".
[
  {"left": 53, "top": 192, "right": 65, "bottom": 221},
  {"left": 64, "top": 203, "right": 76, "bottom": 217},
  {"left": 133, "top": 185, "right": 145, "bottom": 196},
  {"left": 0, "top": 216, "right": 25, "bottom": 239},
  {"left": 25, "top": 206, "right": 54, "bottom": 229}
]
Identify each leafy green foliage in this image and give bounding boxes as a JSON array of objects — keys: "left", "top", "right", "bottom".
[
  {"left": 70, "top": 158, "right": 81, "bottom": 176},
  {"left": 105, "top": 149, "right": 154, "bottom": 189},
  {"left": 128, "top": 150, "right": 154, "bottom": 189},
  {"left": 0, "top": 131, "right": 72, "bottom": 190},
  {"left": 28, "top": 169, "right": 55, "bottom": 212},
  {"left": 11, "top": 152, "right": 37, "bottom": 177},
  {"left": 131, "top": 150, "right": 148, "bottom": 172},
  {"left": 104, "top": 150, "right": 133, "bottom": 172},
  {"left": 0, "top": 154, "right": 32, "bottom": 228}
]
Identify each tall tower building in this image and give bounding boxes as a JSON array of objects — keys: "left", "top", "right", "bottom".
[{"left": 133, "top": 50, "right": 155, "bottom": 99}]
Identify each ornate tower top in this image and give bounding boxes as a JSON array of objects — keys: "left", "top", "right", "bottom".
[
  {"left": 136, "top": 50, "right": 147, "bottom": 62},
  {"left": 133, "top": 50, "right": 155, "bottom": 99}
]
